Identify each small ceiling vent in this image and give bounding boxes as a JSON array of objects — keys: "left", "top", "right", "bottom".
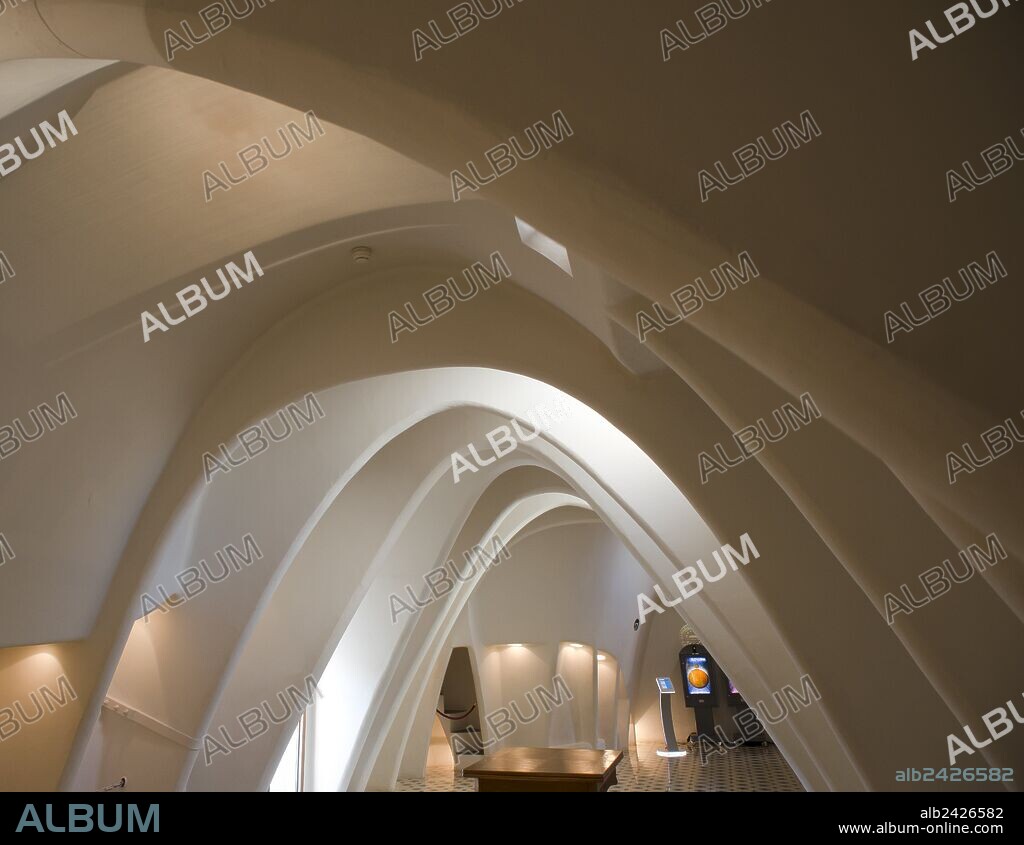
[{"left": 351, "top": 246, "right": 373, "bottom": 263}]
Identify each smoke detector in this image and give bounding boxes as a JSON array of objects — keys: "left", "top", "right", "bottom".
[{"left": 351, "top": 246, "right": 373, "bottom": 263}]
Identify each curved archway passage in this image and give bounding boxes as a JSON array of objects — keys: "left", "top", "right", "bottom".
[
  {"left": 434, "top": 647, "right": 482, "bottom": 755},
  {"left": 75, "top": 376, "right": 741, "bottom": 793},
  {"left": 66, "top": 359, "right": 1002, "bottom": 793}
]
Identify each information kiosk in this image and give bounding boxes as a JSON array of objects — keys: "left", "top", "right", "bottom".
[
  {"left": 679, "top": 644, "right": 718, "bottom": 745},
  {"left": 654, "top": 677, "right": 687, "bottom": 757}
]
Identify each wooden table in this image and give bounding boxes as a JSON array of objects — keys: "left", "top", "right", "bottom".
[{"left": 463, "top": 747, "right": 623, "bottom": 792}]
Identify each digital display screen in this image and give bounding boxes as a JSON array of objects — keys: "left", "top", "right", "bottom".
[
  {"left": 656, "top": 676, "right": 675, "bottom": 693},
  {"left": 684, "top": 656, "right": 712, "bottom": 695}
]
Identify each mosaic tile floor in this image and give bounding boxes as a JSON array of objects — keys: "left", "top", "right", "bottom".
[{"left": 394, "top": 742, "right": 803, "bottom": 792}]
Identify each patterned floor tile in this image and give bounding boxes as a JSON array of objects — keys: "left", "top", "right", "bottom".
[{"left": 393, "top": 742, "right": 802, "bottom": 792}]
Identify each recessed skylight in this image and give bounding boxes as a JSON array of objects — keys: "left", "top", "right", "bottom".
[{"left": 515, "top": 217, "right": 573, "bottom": 276}]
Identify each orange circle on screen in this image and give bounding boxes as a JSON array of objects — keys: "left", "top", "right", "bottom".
[{"left": 687, "top": 667, "right": 710, "bottom": 689}]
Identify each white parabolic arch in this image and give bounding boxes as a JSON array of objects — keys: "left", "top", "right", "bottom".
[{"left": 70, "top": 365, "right": 852, "bottom": 792}]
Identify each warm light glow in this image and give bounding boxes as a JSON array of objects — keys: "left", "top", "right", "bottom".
[
  {"left": 21, "top": 648, "right": 63, "bottom": 674},
  {"left": 597, "top": 654, "right": 607, "bottom": 661},
  {"left": 570, "top": 643, "right": 584, "bottom": 648},
  {"left": 507, "top": 643, "right": 524, "bottom": 648}
]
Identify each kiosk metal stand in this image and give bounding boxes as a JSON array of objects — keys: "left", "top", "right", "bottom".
[
  {"left": 654, "top": 677, "right": 687, "bottom": 758},
  {"left": 693, "top": 706, "right": 716, "bottom": 743}
]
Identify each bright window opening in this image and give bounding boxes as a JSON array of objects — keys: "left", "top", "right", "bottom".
[{"left": 515, "top": 217, "right": 573, "bottom": 276}]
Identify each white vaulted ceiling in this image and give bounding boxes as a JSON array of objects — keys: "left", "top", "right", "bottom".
[{"left": 0, "top": 0, "right": 1021, "bottom": 793}]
